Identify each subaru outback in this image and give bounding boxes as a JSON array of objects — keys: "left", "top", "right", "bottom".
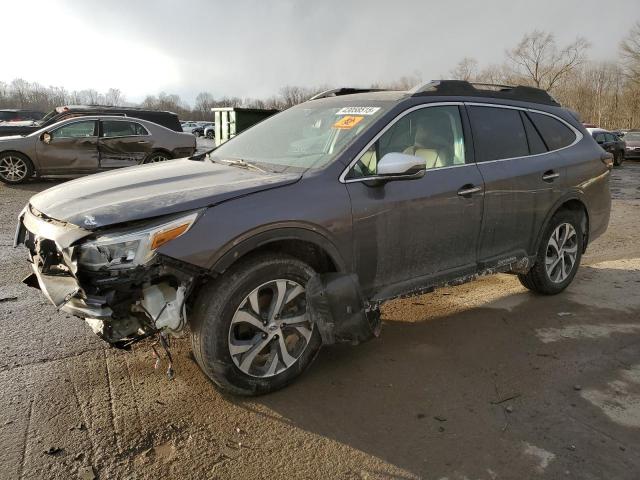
[{"left": 15, "top": 81, "right": 612, "bottom": 395}]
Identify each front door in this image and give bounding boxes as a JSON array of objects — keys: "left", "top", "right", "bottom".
[
  {"left": 35, "top": 120, "right": 99, "bottom": 174},
  {"left": 344, "top": 104, "right": 485, "bottom": 300},
  {"left": 98, "top": 120, "right": 153, "bottom": 168}
]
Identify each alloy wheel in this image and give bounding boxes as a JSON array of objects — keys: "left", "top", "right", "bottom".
[
  {"left": 0, "top": 156, "right": 28, "bottom": 182},
  {"left": 228, "top": 279, "right": 313, "bottom": 378},
  {"left": 147, "top": 154, "right": 169, "bottom": 163},
  {"left": 545, "top": 223, "right": 578, "bottom": 283}
]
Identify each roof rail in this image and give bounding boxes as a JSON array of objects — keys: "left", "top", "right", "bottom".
[
  {"left": 308, "top": 87, "right": 386, "bottom": 101},
  {"left": 409, "top": 80, "right": 560, "bottom": 106}
]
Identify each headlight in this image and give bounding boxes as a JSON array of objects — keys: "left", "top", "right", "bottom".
[{"left": 77, "top": 212, "right": 199, "bottom": 270}]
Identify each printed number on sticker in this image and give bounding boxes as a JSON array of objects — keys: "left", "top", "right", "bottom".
[{"left": 336, "top": 107, "right": 380, "bottom": 115}]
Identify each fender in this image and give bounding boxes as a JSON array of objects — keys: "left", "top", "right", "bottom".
[
  {"left": 532, "top": 189, "right": 589, "bottom": 255},
  {"left": 209, "top": 223, "right": 348, "bottom": 274}
]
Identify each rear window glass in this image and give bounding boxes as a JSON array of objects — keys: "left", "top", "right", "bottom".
[
  {"left": 529, "top": 112, "right": 576, "bottom": 150},
  {"left": 468, "top": 106, "right": 528, "bottom": 162},
  {"left": 102, "top": 121, "right": 148, "bottom": 137}
]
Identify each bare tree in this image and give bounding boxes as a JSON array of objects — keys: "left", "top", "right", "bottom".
[
  {"left": 449, "top": 57, "right": 478, "bottom": 81},
  {"left": 620, "top": 21, "right": 640, "bottom": 84},
  {"left": 104, "top": 88, "right": 125, "bottom": 106},
  {"left": 506, "top": 31, "right": 590, "bottom": 91}
]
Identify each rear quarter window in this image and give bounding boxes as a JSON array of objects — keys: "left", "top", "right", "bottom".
[{"left": 529, "top": 112, "right": 576, "bottom": 151}]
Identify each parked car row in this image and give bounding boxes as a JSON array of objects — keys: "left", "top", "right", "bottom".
[
  {"left": 180, "top": 120, "right": 214, "bottom": 138},
  {"left": 0, "top": 109, "right": 45, "bottom": 123},
  {"left": 0, "top": 105, "right": 183, "bottom": 137}
]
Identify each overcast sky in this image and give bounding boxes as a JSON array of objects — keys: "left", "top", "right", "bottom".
[{"left": 3, "top": 0, "right": 638, "bottom": 105}]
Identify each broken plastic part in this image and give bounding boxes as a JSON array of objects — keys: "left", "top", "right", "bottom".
[
  {"left": 138, "top": 283, "right": 187, "bottom": 332},
  {"left": 306, "top": 273, "right": 381, "bottom": 345}
]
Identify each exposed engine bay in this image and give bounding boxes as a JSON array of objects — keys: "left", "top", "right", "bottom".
[{"left": 16, "top": 204, "right": 205, "bottom": 352}]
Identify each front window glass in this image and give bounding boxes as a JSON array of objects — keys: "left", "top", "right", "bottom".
[
  {"left": 210, "top": 102, "right": 390, "bottom": 172},
  {"left": 52, "top": 120, "right": 96, "bottom": 138},
  {"left": 348, "top": 105, "right": 466, "bottom": 178}
]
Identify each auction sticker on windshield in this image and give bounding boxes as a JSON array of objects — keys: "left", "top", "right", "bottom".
[
  {"left": 336, "top": 107, "right": 381, "bottom": 115},
  {"left": 333, "top": 116, "right": 364, "bottom": 129}
]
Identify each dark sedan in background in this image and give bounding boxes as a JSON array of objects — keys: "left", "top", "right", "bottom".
[
  {"left": 588, "top": 128, "right": 626, "bottom": 166},
  {"left": 0, "top": 116, "right": 196, "bottom": 184},
  {"left": 623, "top": 130, "right": 640, "bottom": 160}
]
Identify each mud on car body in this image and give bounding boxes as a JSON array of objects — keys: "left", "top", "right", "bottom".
[{"left": 16, "top": 81, "right": 612, "bottom": 395}]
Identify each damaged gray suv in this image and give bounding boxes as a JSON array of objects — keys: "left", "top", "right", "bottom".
[{"left": 16, "top": 81, "right": 612, "bottom": 395}]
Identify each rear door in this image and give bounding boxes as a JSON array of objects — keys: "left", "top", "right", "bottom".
[
  {"left": 98, "top": 120, "right": 153, "bottom": 168},
  {"left": 35, "top": 119, "right": 99, "bottom": 173},
  {"left": 468, "top": 104, "right": 570, "bottom": 267},
  {"left": 345, "top": 103, "right": 485, "bottom": 299}
]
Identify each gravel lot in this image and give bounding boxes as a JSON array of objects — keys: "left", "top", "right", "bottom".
[{"left": 1, "top": 154, "right": 640, "bottom": 480}]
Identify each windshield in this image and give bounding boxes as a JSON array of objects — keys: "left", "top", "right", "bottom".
[
  {"left": 210, "top": 102, "right": 390, "bottom": 172},
  {"left": 624, "top": 132, "right": 640, "bottom": 141}
]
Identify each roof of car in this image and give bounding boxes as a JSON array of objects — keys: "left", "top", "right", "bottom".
[{"left": 307, "top": 81, "right": 560, "bottom": 107}]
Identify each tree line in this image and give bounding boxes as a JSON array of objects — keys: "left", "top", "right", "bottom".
[{"left": 1, "top": 22, "right": 639, "bottom": 128}]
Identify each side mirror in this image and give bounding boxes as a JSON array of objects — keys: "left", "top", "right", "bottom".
[
  {"left": 41, "top": 132, "right": 52, "bottom": 144},
  {"left": 375, "top": 152, "right": 426, "bottom": 180}
]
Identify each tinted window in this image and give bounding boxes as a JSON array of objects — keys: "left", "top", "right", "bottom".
[
  {"left": 521, "top": 112, "right": 547, "bottom": 155},
  {"left": 349, "top": 106, "right": 466, "bottom": 178},
  {"left": 52, "top": 120, "right": 96, "bottom": 138},
  {"left": 102, "top": 121, "right": 148, "bottom": 137},
  {"left": 468, "top": 106, "right": 528, "bottom": 162},
  {"left": 605, "top": 133, "right": 617, "bottom": 142},
  {"left": 529, "top": 112, "right": 576, "bottom": 150},
  {"left": 593, "top": 132, "right": 606, "bottom": 143}
]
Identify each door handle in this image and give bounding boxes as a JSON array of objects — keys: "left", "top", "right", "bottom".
[
  {"left": 542, "top": 170, "right": 560, "bottom": 182},
  {"left": 457, "top": 185, "right": 482, "bottom": 196},
  {"left": 137, "top": 140, "right": 149, "bottom": 144}
]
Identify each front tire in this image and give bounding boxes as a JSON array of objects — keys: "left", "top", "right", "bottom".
[
  {"left": 518, "top": 209, "right": 584, "bottom": 295},
  {"left": 0, "top": 152, "right": 33, "bottom": 184},
  {"left": 190, "top": 254, "right": 322, "bottom": 395}
]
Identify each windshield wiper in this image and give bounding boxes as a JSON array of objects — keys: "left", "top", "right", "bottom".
[{"left": 215, "top": 158, "right": 267, "bottom": 173}]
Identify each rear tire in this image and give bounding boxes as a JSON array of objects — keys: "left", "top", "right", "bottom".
[
  {"left": 613, "top": 151, "right": 624, "bottom": 166},
  {"left": 190, "top": 253, "right": 322, "bottom": 395},
  {"left": 518, "top": 209, "right": 584, "bottom": 295},
  {"left": 206, "top": 130, "right": 214, "bottom": 139},
  {"left": 0, "top": 152, "right": 33, "bottom": 184},
  {"left": 143, "top": 152, "right": 171, "bottom": 163}
]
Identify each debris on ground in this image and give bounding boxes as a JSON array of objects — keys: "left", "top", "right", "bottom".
[
  {"left": 0, "top": 296, "right": 18, "bottom": 303},
  {"left": 44, "top": 446, "right": 63, "bottom": 456},
  {"left": 434, "top": 416, "right": 447, "bottom": 422},
  {"left": 573, "top": 385, "right": 582, "bottom": 391},
  {"left": 78, "top": 465, "right": 96, "bottom": 480}
]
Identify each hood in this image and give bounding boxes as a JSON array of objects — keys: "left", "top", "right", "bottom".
[
  {"left": 30, "top": 159, "right": 300, "bottom": 229},
  {"left": 624, "top": 138, "right": 640, "bottom": 147}
]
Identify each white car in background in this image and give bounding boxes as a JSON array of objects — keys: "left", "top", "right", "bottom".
[{"left": 180, "top": 121, "right": 201, "bottom": 134}]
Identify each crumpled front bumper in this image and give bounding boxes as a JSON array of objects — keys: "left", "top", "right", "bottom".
[{"left": 15, "top": 205, "right": 197, "bottom": 348}]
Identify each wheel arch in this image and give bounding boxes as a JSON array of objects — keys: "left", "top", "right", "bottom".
[
  {"left": 210, "top": 226, "right": 347, "bottom": 276},
  {"left": 535, "top": 195, "right": 590, "bottom": 255}
]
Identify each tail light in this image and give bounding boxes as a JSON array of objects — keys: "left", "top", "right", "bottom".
[{"left": 600, "top": 152, "right": 614, "bottom": 169}]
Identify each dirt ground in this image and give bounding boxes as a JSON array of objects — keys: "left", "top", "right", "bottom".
[{"left": 1, "top": 159, "right": 639, "bottom": 480}]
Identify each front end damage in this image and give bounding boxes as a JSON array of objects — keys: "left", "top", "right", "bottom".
[{"left": 15, "top": 205, "right": 203, "bottom": 350}]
